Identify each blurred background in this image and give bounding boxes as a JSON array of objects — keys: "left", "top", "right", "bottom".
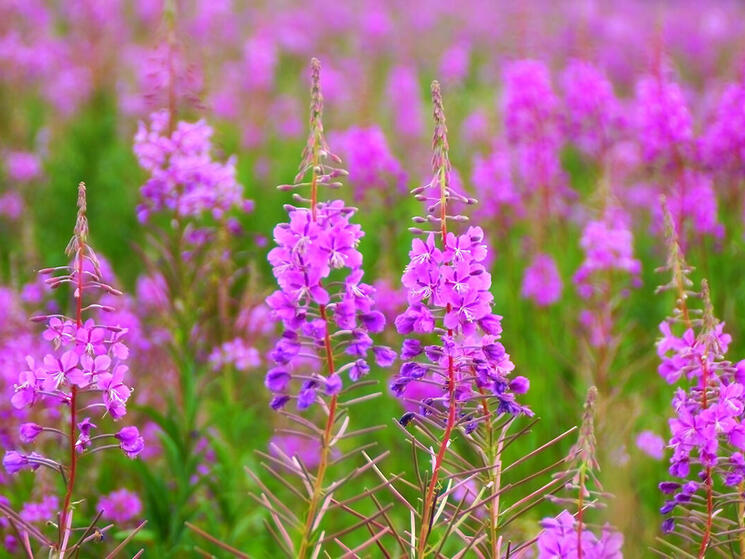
[{"left": 2, "top": 0, "right": 745, "bottom": 556}]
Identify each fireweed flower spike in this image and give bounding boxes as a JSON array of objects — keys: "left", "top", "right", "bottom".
[
  {"left": 390, "top": 80, "right": 530, "bottom": 557},
  {"left": 574, "top": 198, "right": 641, "bottom": 392},
  {"left": 2, "top": 182, "right": 144, "bottom": 555},
  {"left": 257, "top": 58, "right": 395, "bottom": 558},
  {"left": 655, "top": 204, "right": 745, "bottom": 557}
]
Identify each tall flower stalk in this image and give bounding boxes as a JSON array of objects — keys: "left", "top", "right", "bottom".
[
  {"left": 655, "top": 204, "right": 745, "bottom": 558},
  {"left": 389, "top": 80, "right": 543, "bottom": 558},
  {"left": 2, "top": 182, "right": 144, "bottom": 557},
  {"left": 257, "top": 57, "right": 395, "bottom": 557}
]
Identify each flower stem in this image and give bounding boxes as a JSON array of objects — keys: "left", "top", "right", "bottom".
[
  {"left": 577, "top": 467, "right": 586, "bottom": 559},
  {"left": 738, "top": 480, "right": 745, "bottom": 558},
  {"left": 59, "top": 241, "right": 84, "bottom": 553}
]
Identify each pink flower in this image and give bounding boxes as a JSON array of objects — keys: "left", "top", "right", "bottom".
[
  {"left": 97, "top": 489, "right": 143, "bottom": 523},
  {"left": 521, "top": 253, "right": 563, "bottom": 306}
]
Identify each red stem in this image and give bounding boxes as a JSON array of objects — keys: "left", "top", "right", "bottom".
[
  {"left": 417, "top": 169, "right": 456, "bottom": 556},
  {"left": 60, "top": 249, "right": 83, "bottom": 547},
  {"left": 698, "top": 358, "right": 713, "bottom": 558}
]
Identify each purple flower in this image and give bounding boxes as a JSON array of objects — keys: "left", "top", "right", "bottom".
[
  {"left": 537, "top": 509, "right": 623, "bottom": 559},
  {"left": 329, "top": 126, "right": 407, "bottom": 202},
  {"left": 270, "top": 434, "right": 321, "bottom": 469},
  {"left": 41, "top": 350, "right": 83, "bottom": 390},
  {"left": 634, "top": 74, "right": 693, "bottom": 164},
  {"left": 116, "top": 426, "right": 145, "bottom": 459},
  {"left": 18, "top": 423, "right": 42, "bottom": 444},
  {"left": 325, "top": 374, "right": 343, "bottom": 395},
  {"left": 392, "top": 83, "right": 528, "bottom": 418},
  {"left": 2, "top": 451, "right": 37, "bottom": 474},
  {"left": 134, "top": 110, "right": 249, "bottom": 221},
  {"left": 560, "top": 59, "right": 624, "bottom": 156},
  {"left": 20, "top": 495, "right": 58, "bottom": 523},
  {"left": 502, "top": 60, "right": 561, "bottom": 146},
  {"left": 97, "top": 365, "right": 133, "bottom": 419},
  {"left": 11, "top": 358, "right": 40, "bottom": 409},
  {"left": 265, "top": 120, "right": 394, "bottom": 412},
  {"left": 209, "top": 338, "right": 261, "bottom": 372},
  {"left": 74, "top": 321, "right": 107, "bottom": 356},
  {"left": 521, "top": 253, "right": 563, "bottom": 306},
  {"left": 636, "top": 430, "right": 665, "bottom": 460},
  {"left": 5, "top": 151, "right": 42, "bottom": 183},
  {"left": 97, "top": 489, "right": 143, "bottom": 524},
  {"left": 574, "top": 208, "right": 641, "bottom": 299}
]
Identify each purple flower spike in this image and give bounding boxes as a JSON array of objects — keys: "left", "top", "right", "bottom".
[{"left": 264, "top": 59, "right": 394, "bottom": 411}]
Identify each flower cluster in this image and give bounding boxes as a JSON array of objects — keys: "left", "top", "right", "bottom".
[
  {"left": 391, "top": 81, "right": 530, "bottom": 419},
  {"left": 536, "top": 510, "right": 624, "bottom": 558},
  {"left": 470, "top": 142, "right": 522, "bottom": 223},
  {"left": 97, "top": 488, "right": 143, "bottom": 524},
  {"left": 329, "top": 126, "right": 407, "bottom": 201},
  {"left": 265, "top": 59, "right": 395, "bottom": 411},
  {"left": 522, "top": 253, "right": 563, "bottom": 307},
  {"left": 134, "top": 109, "right": 248, "bottom": 223},
  {"left": 4, "top": 184, "right": 143, "bottom": 474},
  {"left": 208, "top": 338, "right": 261, "bottom": 372},
  {"left": 700, "top": 80, "right": 745, "bottom": 175},
  {"left": 560, "top": 59, "right": 624, "bottom": 157},
  {"left": 655, "top": 217, "right": 745, "bottom": 539},
  {"left": 634, "top": 74, "right": 693, "bottom": 165},
  {"left": 574, "top": 208, "right": 641, "bottom": 299},
  {"left": 657, "top": 315, "right": 745, "bottom": 478}
]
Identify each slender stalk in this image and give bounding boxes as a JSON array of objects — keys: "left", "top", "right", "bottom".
[
  {"left": 697, "top": 354, "right": 713, "bottom": 559},
  {"left": 738, "top": 480, "right": 745, "bottom": 558},
  {"left": 60, "top": 185, "right": 87, "bottom": 554},
  {"left": 577, "top": 467, "right": 585, "bottom": 559}
]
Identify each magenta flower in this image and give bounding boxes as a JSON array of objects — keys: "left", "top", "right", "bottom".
[
  {"left": 4, "top": 180, "right": 144, "bottom": 554},
  {"left": 521, "top": 253, "right": 563, "bottom": 306},
  {"left": 97, "top": 489, "right": 143, "bottom": 524},
  {"left": 329, "top": 126, "right": 407, "bottom": 202},
  {"left": 391, "top": 81, "right": 529, "bottom": 419},
  {"left": 116, "top": 426, "right": 145, "bottom": 459},
  {"left": 634, "top": 74, "right": 693, "bottom": 164},
  {"left": 98, "top": 364, "right": 133, "bottom": 419},
  {"left": 74, "top": 320, "right": 108, "bottom": 356},
  {"left": 134, "top": 110, "right": 248, "bottom": 222},
  {"left": 11, "top": 358, "right": 40, "bottom": 409},
  {"left": 270, "top": 434, "right": 322, "bottom": 469},
  {"left": 536, "top": 509, "right": 623, "bottom": 559},
  {"left": 636, "top": 430, "right": 665, "bottom": 460},
  {"left": 4, "top": 151, "right": 42, "bottom": 183},
  {"left": 41, "top": 351, "right": 85, "bottom": 391},
  {"left": 265, "top": 61, "right": 394, "bottom": 411},
  {"left": 20, "top": 495, "right": 58, "bottom": 524},
  {"left": 18, "top": 423, "right": 42, "bottom": 444},
  {"left": 560, "top": 59, "right": 624, "bottom": 156},
  {"left": 574, "top": 209, "right": 641, "bottom": 299}
]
